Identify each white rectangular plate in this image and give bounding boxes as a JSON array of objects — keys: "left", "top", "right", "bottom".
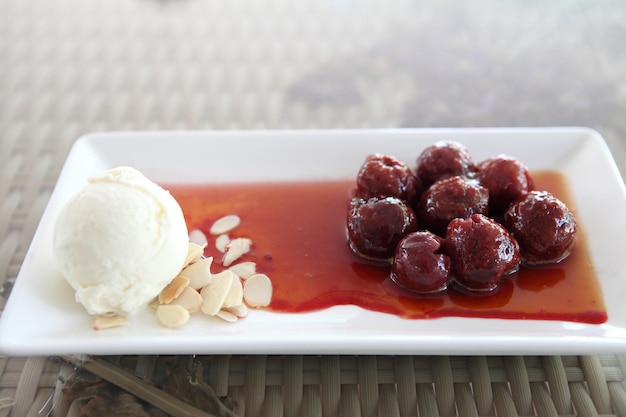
[{"left": 1, "top": 128, "right": 626, "bottom": 356}]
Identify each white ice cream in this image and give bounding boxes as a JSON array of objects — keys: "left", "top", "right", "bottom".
[{"left": 53, "top": 166, "right": 189, "bottom": 315}]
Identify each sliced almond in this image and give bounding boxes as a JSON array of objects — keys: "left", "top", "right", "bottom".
[
  {"left": 228, "top": 261, "right": 257, "bottom": 279},
  {"left": 216, "top": 309, "right": 238, "bottom": 323},
  {"left": 158, "top": 276, "right": 190, "bottom": 304},
  {"left": 189, "top": 229, "right": 208, "bottom": 246},
  {"left": 223, "top": 276, "right": 243, "bottom": 308},
  {"left": 215, "top": 234, "right": 230, "bottom": 253},
  {"left": 93, "top": 314, "right": 129, "bottom": 331},
  {"left": 210, "top": 214, "right": 241, "bottom": 235},
  {"left": 243, "top": 274, "right": 273, "bottom": 307},
  {"left": 222, "top": 237, "right": 252, "bottom": 266},
  {"left": 200, "top": 270, "right": 235, "bottom": 316},
  {"left": 184, "top": 242, "right": 207, "bottom": 266},
  {"left": 156, "top": 304, "right": 190, "bottom": 328},
  {"left": 171, "top": 286, "right": 203, "bottom": 313},
  {"left": 225, "top": 304, "right": 248, "bottom": 318},
  {"left": 179, "top": 256, "right": 213, "bottom": 290}
]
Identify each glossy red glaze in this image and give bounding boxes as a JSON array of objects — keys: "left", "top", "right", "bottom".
[{"left": 166, "top": 171, "right": 607, "bottom": 324}]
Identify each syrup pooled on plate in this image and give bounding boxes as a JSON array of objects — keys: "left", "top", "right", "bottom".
[{"left": 166, "top": 171, "right": 607, "bottom": 325}]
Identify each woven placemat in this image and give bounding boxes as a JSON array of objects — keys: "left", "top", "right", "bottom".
[
  {"left": 0, "top": 354, "right": 625, "bottom": 416},
  {"left": 2, "top": 0, "right": 626, "bottom": 415}
]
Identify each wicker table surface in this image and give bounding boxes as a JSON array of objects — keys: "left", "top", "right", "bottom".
[{"left": 1, "top": 0, "right": 626, "bottom": 415}]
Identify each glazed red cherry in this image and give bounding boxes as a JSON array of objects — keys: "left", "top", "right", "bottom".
[
  {"left": 477, "top": 155, "right": 534, "bottom": 215},
  {"left": 419, "top": 176, "right": 489, "bottom": 236},
  {"left": 347, "top": 197, "right": 418, "bottom": 263},
  {"left": 446, "top": 214, "right": 521, "bottom": 291},
  {"left": 416, "top": 141, "right": 476, "bottom": 188},
  {"left": 503, "top": 191, "right": 577, "bottom": 265},
  {"left": 390, "top": 231, "right": 451, "bottom": 293},
  {"left": 355, "top": 154, "right": 420, "bottom": 204}
]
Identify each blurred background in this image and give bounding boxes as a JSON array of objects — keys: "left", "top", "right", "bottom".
[{"left": 1, "top": 0, "right": 625, "bottom": 296}]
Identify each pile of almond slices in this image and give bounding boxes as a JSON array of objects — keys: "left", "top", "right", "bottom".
[{"left": 93, "top": 214, "right": 273, "bottom": 330}]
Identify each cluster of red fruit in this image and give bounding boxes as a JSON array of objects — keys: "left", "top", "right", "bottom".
[{"left": 346, "top": 141, "right": 577, "bottom": 293}]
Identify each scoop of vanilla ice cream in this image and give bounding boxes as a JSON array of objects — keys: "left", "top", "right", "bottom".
[{"left": 53, "top": 166, "right": 189, "bottom": 315}]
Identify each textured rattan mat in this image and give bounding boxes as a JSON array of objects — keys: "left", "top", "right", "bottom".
[
  {"left": 2, "top": 0, "right": 626, "bottom": 415},
  {"left": 1, "top": 354, "right": 626, "bottom": 416}
]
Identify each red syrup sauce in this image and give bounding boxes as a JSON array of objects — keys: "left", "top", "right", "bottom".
[{"left": 166, "top": 171, "right": 607, "bottom": 324}]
